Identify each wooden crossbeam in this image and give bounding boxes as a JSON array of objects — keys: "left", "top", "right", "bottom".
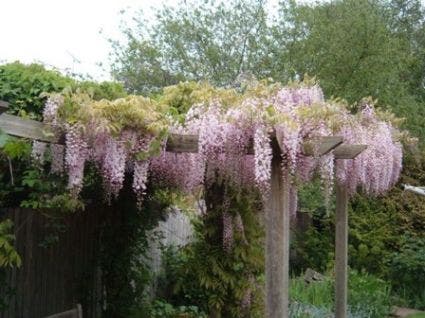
[
  {"left": 0, "top": 113, "right": 198, "bottom": 152},
  {"left": 0, "top": 113, "right": 346, "bottom": 156},
  {"left": 0, "top": 114, "right": 62, "bottom": 143}
]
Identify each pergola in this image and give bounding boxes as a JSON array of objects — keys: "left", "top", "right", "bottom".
[{"left": 0, "top": 100, "right": 366, "bottom": 318}]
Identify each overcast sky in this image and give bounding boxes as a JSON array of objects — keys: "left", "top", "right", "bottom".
[
  {"left": 0, "top": 0, "right": 183, "bottom": 80},
  {"left": 1, "top": 0, "right": 423, "bottom": 82}
]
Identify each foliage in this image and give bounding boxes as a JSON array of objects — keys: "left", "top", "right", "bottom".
[
  {"left": 289, "top": 269, "right": 391, "bottom": 318},
  {"left": 99, "top": 183, "right": 173, "bottom": 318},
  {"left": 0, "top": 62, "right": 128, "bottom": 211},
  {"left": 0, "top": 219, "right": 21, "bottom": 268},
  {"left": 0, "top": 62, "right": 74, "bottom": 118},
  {"left": 156, "top": 186, "right": 265, "bottom": 317},
  {"left": 388, "top": 236, "right": 425, "bottom": 309},
  {"left": 110, "top": 0, "right": 270, "bottom": 94},
  {"left": 0, "top": 62, "right": 126, "bottom": 119},
  {"left": 134, "top": 299, "right": 206, "bottom": 318}
]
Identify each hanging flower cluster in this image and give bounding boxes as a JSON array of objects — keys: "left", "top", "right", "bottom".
[
  {"left": 34, "top": 80, "right": 403, "bottom": 212},
  {"left": 35, "top": 92, "right": 168, "bottom": 204},
  {"left": 150, "top": 81, "right": 403, "bottom": 207}
]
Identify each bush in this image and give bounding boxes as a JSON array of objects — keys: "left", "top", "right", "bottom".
[
  {"left": 388, "top": 236, "right": 425, "bottom": 309},
  {"left": 136, "top": 300, "right": 206, "bottom": 318},
  {"left": 155, "top": 185, "right": 265, "bottom": 317},
  {"left": 289, "top": 269, "right": 391, "bottom": 318}
]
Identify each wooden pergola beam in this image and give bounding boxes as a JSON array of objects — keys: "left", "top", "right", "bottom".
[{"left": 0, "top": 113, "right": 344, "bottom": 156}]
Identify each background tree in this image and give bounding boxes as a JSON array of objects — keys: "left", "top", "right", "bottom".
[{"left": 110, "top": 0, "right": 270, "bottom": 94}]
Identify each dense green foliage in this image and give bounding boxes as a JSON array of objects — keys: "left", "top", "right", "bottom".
[
  {"left": 99, "top": 183, "right": 173, "bottom": 318},
  {"left": 155, "top": 185, "right": 265, "bottom": 317},
  {"left": 290, "top": 270, "right": 391, "bottom": 318},
  {"left": 0, "top": 62, "right": 126, "bottom": 119},
  {"left": 388, "top": 236, "right": 425, "bottom": 309},
  {"left": 0, "top": 62, "right": 127, "bottom": 211}
]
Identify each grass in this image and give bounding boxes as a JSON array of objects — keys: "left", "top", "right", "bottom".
[{"left": 289, "top": 269, "right": 391, "bottom": 318}]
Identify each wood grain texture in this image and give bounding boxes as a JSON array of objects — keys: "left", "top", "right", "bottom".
[
  {"left": 334, "top": 144, "right": 367, "bottom": 159},
  {"left": 335, "top": 182, "right": 348, "bottom": 318},
  {"left": 0, "top": 209, "right": 101, "bottom": 318},
  {"left": 0, "top": 114, "right": 60, "bottom": 143},
  {"left": 265, "top": 139, "right": 290, "bottom": 318},
  {"left": 0, "top": 114, "right": 346, "bottom": 158},
  {"left": 165, "top": 134, "right": 198, "bottom": 153}
]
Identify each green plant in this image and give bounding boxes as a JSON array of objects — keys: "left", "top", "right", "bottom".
[
  {"left": 388, "top": 236, "right": 425, "bottom": 309},
  {"left": 407, "top": 314, "right": 425, "bottom": 318},
  {"left": 290, "top": 275, "right": 333, "bottom": 310},
  {"left": 0, "top": 219, "right": 21, "bottom": 268},
  {"left": 134, "top": 299, "right": 206, "bottom": 318},
  {"left": 348, "top": 270, "right": 391, "bottom": 318},
  {"left": 157, "top": 184, "right": 265, "bottom": 317},
  {"left": 289, "top": 269, "right": 391, "bottom": 318}
]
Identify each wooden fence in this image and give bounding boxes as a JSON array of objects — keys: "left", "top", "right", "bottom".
[
  {"left": 0, "top": 208, "right": 103, "bottom": 318},
  {"left": 0, "top": 206, "right": 194, "bottom": 318}
]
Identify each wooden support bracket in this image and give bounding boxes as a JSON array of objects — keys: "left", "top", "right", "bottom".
[{"left": 334, "top": 144, "right": 367, "bottom": 159}]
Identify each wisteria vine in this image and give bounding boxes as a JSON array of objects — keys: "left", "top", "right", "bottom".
[{"left": 34, "top": 81, "right": 403, "bottom": 214}]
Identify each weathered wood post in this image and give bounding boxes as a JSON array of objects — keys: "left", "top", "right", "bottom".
[
  {"left": 335, "top": 181, "right": 348, "bottom": 318},
  {"left": 265, "top": 137, "right": 343, "bottom": 318},
  {"left": 266, "top": 139, "right": 290, "bottom": 318},
  {"left": 333, "top": 145, "right": 367, "bottom": 318}
]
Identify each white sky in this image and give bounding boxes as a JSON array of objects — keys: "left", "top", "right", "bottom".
[
  {"left": 0, "top": 0, "right": 180, "bottom": 81},
  {"left": 1, "top": 0, "right": 423, "bottom": 82}
]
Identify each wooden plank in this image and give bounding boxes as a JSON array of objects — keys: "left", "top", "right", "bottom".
[
  {"left": 0, "top": 101, "right": 8, "bottom": 114},
  {"left": 334, "top": 144, "right": 367, "bottom": 159},
  {"left": 0, "top": 114, "right": 60, "bottom": 143},
  {"left": 335, "top": 181, "right": 349, "bottom": 318},
  {"left": 165, "top": 134, "right": 198, "bottom": 153},
  {"left": 0, "top": 113, "right": 344, "bottom": 157},
  {"left": 265, "top": 139, "right": 290, "bottom": 318}
]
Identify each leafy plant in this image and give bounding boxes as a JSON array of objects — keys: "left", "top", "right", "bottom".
[
  {"left": 0, "top": 219, "right": 21, "bottom": 268},
  {"left": 133, "top": 299, "right": 206, "bottom": 318},
  {"left": 289, "top": 269, "right": 391, "bottom": 318},
  {"left": 156, "top": 185, "right": 265, "bottom": 317},
  {"left": 388, "top": 236, "right": 425, "bottom": 309}
]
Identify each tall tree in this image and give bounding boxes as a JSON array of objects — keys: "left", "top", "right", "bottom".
[{"left": 109, "top": 0, "right": 270, "bottom": 94}]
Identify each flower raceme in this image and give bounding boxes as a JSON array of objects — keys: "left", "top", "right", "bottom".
[{"left": 34, "top": 81, "right": 403, "bottom": 209}]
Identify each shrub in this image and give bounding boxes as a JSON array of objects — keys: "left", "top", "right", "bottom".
[
  {"left": 388, "top": 236, "right": 425, "bottom": 309},
  {"left": 289, "top": 269, "right": 391, "bottom": 318}
]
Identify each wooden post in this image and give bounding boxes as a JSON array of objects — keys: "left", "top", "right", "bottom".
[
  {"left": 335, "top": 180, "right": 348, "bottom": 318},
  {"left": 266, "top": 140, "right": 290, "bottom": 318},
  {"left": 334, "top": 145, "right": 366, "bottom": 318}
]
